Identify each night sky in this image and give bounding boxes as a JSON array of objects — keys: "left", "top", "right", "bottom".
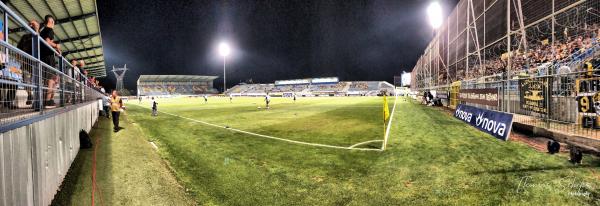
[{"left": 96, "top": 0, "right": 458, "bottom": 92}]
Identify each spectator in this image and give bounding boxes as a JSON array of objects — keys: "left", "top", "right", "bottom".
[
  {"left": 102, "top": 93, "right": 110, "bottom": 118},
  {"left": 17, "top": 20, "right": 40, "bottom": 55},
  {"left": 40, "top": 15, "right": 61, "bottom": 108},
  {"left": 109, "top": 90, "right": 123, "bottom": 132},
  {"left": 16, "top": 20, "right": 40, "bottom": 106},
  {"left": 79, "top": 60, "right": 85, "bottom": 75},
  {"left": 71, "top": 59, "right": 80, "bottom": 78}
]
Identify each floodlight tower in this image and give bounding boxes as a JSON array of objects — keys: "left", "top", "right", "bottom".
[
  {"left": 218, "top": 42, "right": 231, "bottom": 93},
  {"left": 112, "top": 65, "right": 128, "bottom": 92}
]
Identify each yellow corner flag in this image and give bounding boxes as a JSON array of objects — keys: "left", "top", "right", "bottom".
[{"left": 383, "top": 94, "right": 390, "bottom": 123}]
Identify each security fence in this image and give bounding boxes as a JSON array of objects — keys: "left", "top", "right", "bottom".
[
  {"left": 0, "top": 2, "right": 104, "bottom": 131},
  {"left": 413, "top": 0, "right": 600, "bottom": 89}
]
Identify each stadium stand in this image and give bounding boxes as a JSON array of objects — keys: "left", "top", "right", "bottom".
[
  {"left": 137, "top": 75, "right": 219, "bottom": 96},
  {"left": 0, "top": 1, "right": 108, "bottom": 205},
  {"left": 226, "top": 78, "right": 394, "bottom": 96}
]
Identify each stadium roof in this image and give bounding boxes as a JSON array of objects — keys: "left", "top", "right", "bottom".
[
  {"left": 5, "top": 0, "right": 107, "bottom": 77},
  {"left": 137, "top": 75, "right": 219, "bottom": 83}
]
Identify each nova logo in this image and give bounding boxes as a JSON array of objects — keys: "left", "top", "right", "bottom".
[
  {"left": 455, "top": 108, "right": 473, "bottom": 122},
  {"left": 475, "top": 113, "right": 507, "bottom": 136}
]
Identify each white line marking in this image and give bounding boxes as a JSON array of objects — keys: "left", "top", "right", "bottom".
[
  {"left": 348, "top": 140, "right": 383, "bottom": 149},
  {"left": 149, "top": 142, "right": 158, "bottom": 150},
  {"left": 381, "top": 94, "right": 399, "bottom": 150},
  {"left": 129, "top": 104, "right": 382, "bottom": 151}
]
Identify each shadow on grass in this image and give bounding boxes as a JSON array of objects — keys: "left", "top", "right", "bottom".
[
  {"left": 50, "top": 116, "right": 115, "bottom": 206},
  {"left": 470, "top": 163, "right": 599, "bottom": 175}
]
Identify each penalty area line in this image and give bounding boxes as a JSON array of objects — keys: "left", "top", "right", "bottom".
[{"left": 128, "top": 104, "right": 381, "bottom": 152}]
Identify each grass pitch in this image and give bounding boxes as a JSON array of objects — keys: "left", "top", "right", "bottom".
[{"left": 123, "top": 96, "right": 600, "bottom": 205}]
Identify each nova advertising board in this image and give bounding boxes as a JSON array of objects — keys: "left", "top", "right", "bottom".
[{"left": 454, "top": 104, "right": 514, "bottom": 141}]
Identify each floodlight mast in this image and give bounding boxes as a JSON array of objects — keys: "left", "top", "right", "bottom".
[
  {"left": 112, "top": 65, "right": 128, "bottom": 93},
  {"left": 218, "top": 42, "right": 231, "bottom": 93}
]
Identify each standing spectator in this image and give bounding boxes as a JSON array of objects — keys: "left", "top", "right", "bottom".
[
  {"left": 40, "top": 15, "right": 61, "bottom": 108},
  {"left": 102, "top": 93, "right": 110, "bottom": 118},
  {"left": 17, "top": 20, "right": 40, "bottom": 106},
  {"left": 17, "top": 20, "right": 39, "bottom": 55},
  {"left": 109, "top": 90, "right": 123, "bottom": 132},
  {"left": 71, "top": 59, "right": 80, "bottom": 78}
]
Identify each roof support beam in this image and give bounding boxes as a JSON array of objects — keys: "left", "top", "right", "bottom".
[
  {"left": 86, "top": 64, "right": 105, "bottom": 68},
  {"left": 74, "top": 54, "right": 103, "bottom": 61},
  {"left": 63, "top": 46, "right": 102, "bottom": 56},
  {"left": 85, "top": 66, "right": 106, "bottom": 71},
  {"left": 82, "top": 60, "right": 104, "bottom": 65},
  {"left": 57, "top": 33, "right": 100, "bottom": 44},
  {"left": 8, "top": 12, "right": 97, "bottom": 33}
]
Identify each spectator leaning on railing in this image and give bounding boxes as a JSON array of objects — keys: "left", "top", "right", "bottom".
[
  {"left": 40, "top": 15, "right": 61, "bottom": 108},
  {"left": 16, "top": 20, "right": 40, "bottom": 106}
]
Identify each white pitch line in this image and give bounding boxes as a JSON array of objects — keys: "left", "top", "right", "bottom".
[
  {"left": 381, "top": 93, "right": 399, "bottom": 150},
  {"left": 129, "top": 104, "right": 381, "bottom": 151},
  {"left": 149, "top": 142, "right": 158, "bottom": 150},
  {"left": 348, "top": 139, "right": 383, "bottom": 149}
]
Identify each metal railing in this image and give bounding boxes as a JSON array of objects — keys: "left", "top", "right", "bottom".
[{"left": 0, "top": 2, "right": 104, "bottom": 131}]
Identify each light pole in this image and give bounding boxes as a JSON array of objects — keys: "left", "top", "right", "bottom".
[{"left": 218, "top": 42, "right": 231, "bottom": 93}]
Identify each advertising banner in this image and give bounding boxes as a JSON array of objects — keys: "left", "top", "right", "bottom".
[
  {"left": 434, "top": 90, "right": 448, "bottom": 100},
  {"left": 454, "top": 104, "right": 514, "bottom": 141},
  {"left": 576, "top": 77, "right": 600, "bottom": 128},
  {"left": 519, "top": 77, "right": 552, "bottom": 114},
  {"left": 458, "top": 88, "right": 499, "bottom": 106}
]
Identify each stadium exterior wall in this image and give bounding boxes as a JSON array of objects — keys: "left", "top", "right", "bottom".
[{"left": 0, "top": 101, "right": 100, "bottom": 206}]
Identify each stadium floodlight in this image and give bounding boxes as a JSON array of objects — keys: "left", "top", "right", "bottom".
[
  {"left": 427, "top": 1, "right": 443, "bottom": 29},
  {"left": 218, "top": 41, "right": 231, "bottom": 92},
  {"left": 218, "top": 42, "right": 231, "bottom": 57}
]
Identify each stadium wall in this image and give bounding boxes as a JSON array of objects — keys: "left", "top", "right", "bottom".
[{"left": 0, "top": 101, "right": 100, "bottom": 206}]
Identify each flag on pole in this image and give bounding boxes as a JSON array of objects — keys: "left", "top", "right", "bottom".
[{"left": 383, "top": 95, "right": 390, "bottom": 123}]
